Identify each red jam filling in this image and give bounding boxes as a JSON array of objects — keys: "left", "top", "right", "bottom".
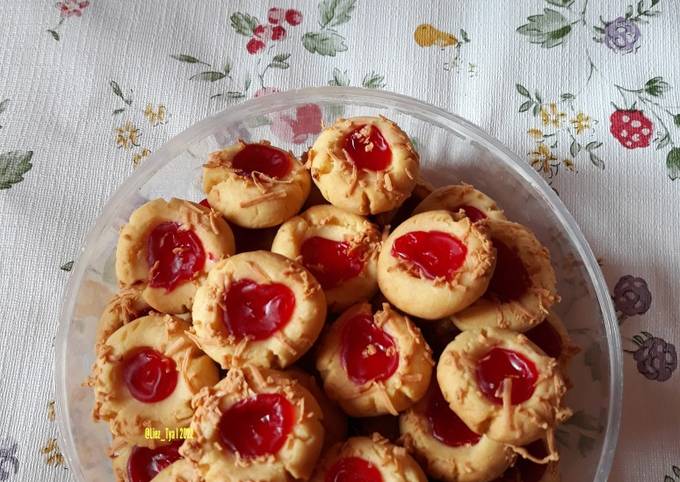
[
  {"left": 487, "top": 239, "right": 530, "bottom": 302},
  {"left": 426, "top": 383, "right": 481, "bottom": 447},
  {"left": 122, "top": 347, "right": 178, "bottom": 403},
  {"left": 457, "top": 204, "right": 486, "bottom": 223},
  {"left": 495, "top": 439, "right": 549, "bottom": 482},
  {"left": 127, "top": 440, "right": 182, "bottom": 482},
  {"left": 147, "top": 222, "right": 206, "bottom": 292},
  {"left": 218, "top": 393, "right": 295, "bottom": 458},
  {"left": 300, "top": 236, "right": 364, "bottom": 289},
  {"left": 476, "top": 348, "right": 538, "bottom": 405},
  {"left": 391, "top": 230, "right": 467, "bottom": 280},
  {"left": 232, "top": 143, "right": 291, "bottom": 179},
  {"left": 198, "top": 198, "right": 211, "bottom": 208},
  {"left": 343, "top": 124, "right": 392, "bottom": 171},
  {"left": 325, "top": 457, "right": 383, "bottom": 482},
  {"left": 222, "top": 278, "right": 296, "bottom": 341},
  {"left": 525, "top": 320, "right": 563, "bottom": 359},
  {"left": 341, "top": 314, "right": 399, "bottom": 385}
]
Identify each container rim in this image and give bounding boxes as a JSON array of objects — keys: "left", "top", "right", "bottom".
[{"left": 55, "top": 86, "right": 622, "bottom": 482}]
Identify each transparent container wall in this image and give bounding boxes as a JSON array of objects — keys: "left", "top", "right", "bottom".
[{"left": 59, "top": 91, "right": 614, "bottom": 482}]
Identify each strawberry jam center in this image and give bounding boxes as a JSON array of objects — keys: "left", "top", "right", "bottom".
[
  {"left": 218, "top": 393, "right": 295, "bottom": 458},
  {"left": 325, "top": 457, "right": 383, "bottom": 482},
  {"left": 147, "top": 222, "right": 206, "bottom": 292},
  {"left": 232, "top": 143, "right": 291, "bottom": 178},
  {"left": 122, "top": 347, "right": 178, "bottom": 403},
  {"left": 426, "top": 383, "right": 481, "bottom": 447},
  {"left": 458, "top": 205, "right": 486, "bottom": 223},
  {"left": 300, "top": 236, "right": 364, "bottom": 289},
  {"left": 392, "top": 230, "right": 467, "bottom": 280},
  {"left": 494, "top": 439, "right": 549, "bottom": 482},
  {"left": 487, "top": 239, "right": 530, "bottom": 302},
  {"left": 476, "top": 348, "right": 538, "bottom": 405},
  {"left": 343, "top": 124, "right": 392, "bottom": 171},
  {"left": 127, "top": 440, "right": 182, "bottom": 482},
  {"left": 222, "top": 278, "right": 296, "bottom": 341},
  {"left": 525, "top": 319, "right": 563, "bottom": 359},
  {"left": 341, "top": 314, "right": 399, "bottom": 385}
]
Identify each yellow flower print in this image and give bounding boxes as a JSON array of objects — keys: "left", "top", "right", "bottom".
[
  {"left": 540, "top": 103, "right": 566, "bottom": 128},
  {"left": 414, "top": 24, "right": 458, "bottom": 47},
  {"left": 115, "top": 121, "right": 140, "bottom": 150},
  {"left": 527, "top": 128, "right": 544, "bottom": 139},
  {"left": 143, "top": 103, "right": 167, "bottom": 127},
  {"left": 570, "top": 112, "right": 591, "bottom": 134},
  {"left": 529, "top": 143, "right": 557, "bottom": 174},
  {"left": 132, "top": 147, "right": 151, "bottom": 168}
]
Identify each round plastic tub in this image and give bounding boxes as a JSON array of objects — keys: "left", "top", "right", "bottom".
[{"left": 55, "top": 86, "right": 621, "bottom": 481}]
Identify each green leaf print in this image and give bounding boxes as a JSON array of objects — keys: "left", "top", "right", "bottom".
[
  {"left": 644, "top": 77, "right": 671, "bottom": 97},
  {"left": 230, "top": 12, "right": 259, "bottom": 36},
  {"left": 674, "top": 114, "right": 680, "bottom": 127},
  {"left": 517, "top": 8, "right": 573, "bottom": 48},
  {"left": 516, "top": 84, "right": 531, "bottom": 97},
  {"left": 361, "top": 71, "right": 386, "bottom": 89},
  {"left": 109, "top": 81, "right": 132, "bottom": 106},
  {"left": 189, "top": 71, "right": 227, "bottom": 82},
  {"left": 269, "top": 53, "right": 291, "bottom": 70},
  {"left": 0, "top": 151, "right": 33, "bottom": 190},
  {"left": 0, "top": 99, "right": 10, "bottom": 114},
  {"left": 328, "top": 68, "right": 350, "bottom": 86},
  {"left": 60, "top": 261, "right": 74, "bottom": 272},
  {"left": 170, "top": 53, "right": 210, "bottom": 66},
  {"left": 667, "top": 147, "right": 680, "bottom": 180},
  {"left": 302, "top": 31, "right": 348, "bottom": 56},
  {"left": 319, "top": 0, "right": 356, "bottom": 28},
  {"left": 47, "top": 29, "right": 60, "bottom": 41}
]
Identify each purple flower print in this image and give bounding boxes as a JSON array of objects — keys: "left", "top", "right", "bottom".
[
  {"left": 604, "top": 17, "right": 640, "bottom": 53},
  {"left": 627, "top": 332, "right": 677, "bottom": 382}
]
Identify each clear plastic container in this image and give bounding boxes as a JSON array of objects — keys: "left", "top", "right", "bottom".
[{"left": 55, "top": 86, "right": 621, "bottom": 481}]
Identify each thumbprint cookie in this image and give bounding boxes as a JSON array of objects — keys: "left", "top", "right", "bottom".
[
  {"left": 91, "top": 314, "right": 220, "bottom": 447},
  {"left": 437, "top": 328, "right": 571, "bottom": 447},
  {"left": 180, "top": 366, "right": 324, "bottom": 482},
  {"left": 399, "top": 380, "right": 514, "bottom": 482},
  {"left": 191, "top": 251, "right": 326, "bottom": 370},
  {"left": 452, "top": 220, "right": 558, "bottom": 332},
  {"left": 150, "top": 459, "right": 202, "bottom": 482},
  {"left": 116, "top": 198, "right": 235, "bottom": 314},
  {"left": 377, "top": 210, "right": 496, "bottom": 320},
  {"left": 271, "top": 205, "right": 381, "bottom": 311},
  {"left": 308, "top": 116, "right": 419, "bottom": 215},
  {"left": 203, "top": 141, "right": 311, "bottom": 228},
  {"left": 413, "top": 183, "right": 506, "bottom": 224},
  {"left": 311, "top": 435, "right": 427, "bottom": 482},
  {"left": 96, "top": 289, "right": 150, "bottom": 346},
  {"left": 109, "top": 438, "right": 188, "bottom": 482},
  {"left": 316, "top": 302, "right": 433, "bottom": 417}
]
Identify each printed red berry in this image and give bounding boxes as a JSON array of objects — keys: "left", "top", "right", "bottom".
[
  {"left": 285, "top": 9, "right": 303, "bottom": 26},
  {"left": 268, "top": 7, "right": 286, "bottom": 25},
  {"left": 246, "top": 38, "right": 266, "bottom": 55},
  {"left": 610, "top": 109, "right": 653, "bottom": 149},
  {"left": 271, "top": 25, "right": 287, "bottom": 41},
  {"left": 253, "top": 24, "right": 275, "bottom": 40}
]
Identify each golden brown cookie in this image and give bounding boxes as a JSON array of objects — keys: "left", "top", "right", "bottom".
[
  {"left": 191, "top": 251, "right": 326, "bottom": 369},
  {"left": 310, "top": 435, "right": 427, "bottom": 482},
  {"left": 437, "top": 328, "right": 571, "bottom": 447},
  {"left": 399, "top": 380, "right": 514, "bottom": 482},
  {"left": 413, "top": 183, "right": 507, "bottom": 224},
  {"left": 97, "top": 289, "right": 150, "bottom": 346},
  {"left": 203, "top": 141, "right": 311, "bottom": 228},
  {"left": 308, "top": 116, "right": 419, "bottom": 215},
  {"left": 91, "top": 314, "right": 220, "bottom": 447},
  {"left": 271, "top": 204, "right": 381, "bottom": 311},
  {"left": 372, "top": 175, "right": 434, "bottom": 231},
  {"left": 377, "top": 210, "right": 496, "bottom": 320},
  {"left": 286, "top": 368, "right": 348, "bottom": 450},
  {"left": 116, "top": 198, "right": 235, "bottom": 314},
  {"left": 109, "top": 438, "right": 191, "bottom": 482},
  {"left": 452, "top": 219, "right": 558, "bottom": 332},
  {"left": 316, "top": 302, "right": 433, "bottom": 417},
  {"left": 180, "top": 366, "right": 325, "bottom": 482},
  {"left": 152, "top": 459, "right": 203, "bottom": 482}
]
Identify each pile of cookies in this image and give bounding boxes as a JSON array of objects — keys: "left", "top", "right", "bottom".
[{"left": 88, "top": 115, "right": 575, "bottom": 482}]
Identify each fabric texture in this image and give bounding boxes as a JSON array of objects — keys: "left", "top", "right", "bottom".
[{"left": 0, "top": 1, "right": 678, "bottom": 480}]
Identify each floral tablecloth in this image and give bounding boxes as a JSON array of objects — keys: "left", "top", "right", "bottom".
[{"left": 1, "top": 1, "right": 678, "bottom": 480}]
